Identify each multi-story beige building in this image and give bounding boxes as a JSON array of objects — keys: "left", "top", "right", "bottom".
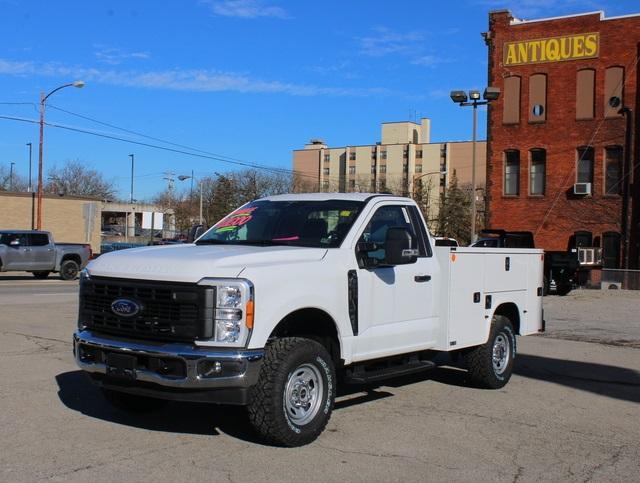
[{"left": 293, "top": 119, "right": 486, "bottom": 227}]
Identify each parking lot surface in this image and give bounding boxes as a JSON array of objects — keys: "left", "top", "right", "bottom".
[{"left": 1, "top": 278, "right": 639, "bottom": 482}]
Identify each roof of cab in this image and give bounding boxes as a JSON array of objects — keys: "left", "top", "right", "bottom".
[{"left": 258, "top": 192, "right": 409, "bottom": 203}]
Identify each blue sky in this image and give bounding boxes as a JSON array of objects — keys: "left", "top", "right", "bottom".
[{"left": 0, "top": 0, "right": 637, "bottom": 200}]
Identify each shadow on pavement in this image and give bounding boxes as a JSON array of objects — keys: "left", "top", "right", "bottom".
[
  {"left": 56, "top": 353, "right": 640, "bottom": 442},
  {"left": 55, "top": 371, "right": 263, "bottom": 444},
  {"left": 514, "top": 353, "right": 640, "bottom": 404}
]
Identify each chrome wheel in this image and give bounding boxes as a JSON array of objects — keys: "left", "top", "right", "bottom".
[
  {"left": 492, "top": 333, "right": 510, "bottom": 375},
  {"left": 284, "top": 363, "right": 324, "bottom": 426}
]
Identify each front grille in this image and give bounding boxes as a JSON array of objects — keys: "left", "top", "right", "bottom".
[{"left": 79, "top": 277, "right": 215, "bottom": 341}]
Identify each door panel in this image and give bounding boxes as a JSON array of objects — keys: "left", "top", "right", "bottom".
[
  {"left": 28, "top": 234, "right": 55, "bottom": 270},
  {"left": 352, "top": 203, "right": 438, "bottom": 361},
  {"left": 1, "top": 233, "right": 30, "bottom": 270}
]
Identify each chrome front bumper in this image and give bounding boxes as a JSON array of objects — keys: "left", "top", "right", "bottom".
[{"left": 73, "top": 330, "right": 264, "bottom": 393}]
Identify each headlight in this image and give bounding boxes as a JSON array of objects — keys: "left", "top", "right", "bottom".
[
  {"left": 80, "top": 268, "right": 91, "bottom": 282},
  {"left": 198, "top": 279, "right": 254, "bottom": 346}
]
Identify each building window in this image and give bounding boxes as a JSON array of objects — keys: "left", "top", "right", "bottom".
[
  {"left": 403, "top": 164, "right": 409, "bottom": 173},
  {"left": 604, "top": 66, "right": 624, "bottom": 118},
  {"left": 349, "top": 179, "right": 356, "bottom": 189},
  {"left": 323, "top": 167, "right": 330, "bottom": 175},
  {"left": 381, "top": 151, "right": 387, "bottom": 160},
  {"left": 322, "top": 180, "right": 329, "bottom": 190},
  {"left": 378, "top": 180, "right": 386, "bottom": 191},
  {"left": 415, "top": 164, "right": 422, "bottom": 173},
  {"left": 348, "top": 166, "right": 356, "bottom": 175},
  {"left": 370, "top": 180, "right": 376, "bottom": 192},
  {"left": 504, "top": 150, "right": 520, "bottom": 195},
  {"left": 416, "top": 150, "right": 422, "bottom": 158},
  {"left": 529, "top": 149, "right": 546, "bottom": 195},
  {"left": 576, "top": 69, "right": 595, "bottom": 120},
  {"left": 529, "top": 74, "right": 547, "bottom": 122},
  {"left": 349, "top": 151, "right": 356, "bottom": 161},
  {"left": 403, "top": 148, "right": 408, "bottom": 158},
  {"left": 605, "top": 146, "right": 623, "bottom": 194},
  {"left": 577, "top": 146, "right": 594, "bottom": 185},
  {"left": 371, "top": 150, "right": 376, "bottom": 159},
  {"left": 370, "top": 164, "right": 376, "bottom": 174},
  {"left": 380, "top": 165, "right": 387, "bottom": 174},
  {"left": 503, "top": 76, "right": 521, "bottom": 124},
  {"left": 323, "top": 153, "right": 330, "bottom": 163}
]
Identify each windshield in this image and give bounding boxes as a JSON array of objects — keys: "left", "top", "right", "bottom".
[{"left": 196, "top": 200, "right": 365, "bottom": 248}]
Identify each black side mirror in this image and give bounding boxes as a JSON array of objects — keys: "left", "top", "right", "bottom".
[
  {"left": 188, "top": 224, "right": 206, "bottom": 243},
  {"left": 385, "top": 227, "right": 418, "bottom": 265}
]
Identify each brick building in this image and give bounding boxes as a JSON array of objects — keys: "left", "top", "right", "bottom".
[{"left": 485, "top": 10, "right": 640, "bottom": 272}]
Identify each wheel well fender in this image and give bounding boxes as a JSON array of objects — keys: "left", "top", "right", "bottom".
[
  {"left": 61, "top": 254, "right": 81, "bottom": 266},
  {"left": 492, "top": 302, "right": 521, "bottom": 335},
  {"left": 269, "top": 308, "right": 342, "bottom": 365}
]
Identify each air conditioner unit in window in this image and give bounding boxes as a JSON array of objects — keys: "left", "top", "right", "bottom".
[{"left": 574, "top": 182, "right": 592, "bottom": 195}]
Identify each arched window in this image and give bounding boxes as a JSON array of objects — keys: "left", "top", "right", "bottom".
[
  {"left": 504, "top": 150, "right": 520, "bottom": 195},
  {"left": 503, "top": 76, "right": 521, "bottom": 124},
  {"left": 529, "top": 149, "right": 546, "bottom": 195},
  {"left": 529, "top": 74, "right": 547, "bottom": 122},
  {"left": 604, "top": 66, "right": 624, "bottom": 118},
  {"left": 604, "top": 145, "right": 623, "bottom": 194},
  {"left": 576, "top": 69, "right": 595, "bottom": 120}
]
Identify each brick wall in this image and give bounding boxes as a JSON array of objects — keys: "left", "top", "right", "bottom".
[{"left": 486, "top": 11, "right": 640, "bottom": 262}]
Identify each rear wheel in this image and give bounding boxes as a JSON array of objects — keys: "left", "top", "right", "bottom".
[
  {"left": 248, "top": 337, "right": 335, "bottom": 447},
  {"left": 466, "top": 315, "right": 516, "bottom": 389},
  {"left": 59, "top": 259, "right": 79, "bottom": 280},
  {"left": 32, "top": 271, "right": 50, "bottom": 279},
  {"left": 101, "top": 389, "right": 167, "bottom": 413}
]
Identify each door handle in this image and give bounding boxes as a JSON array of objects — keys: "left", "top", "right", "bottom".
[
  {"left": 414, "top": 275, "right": 431, "bottom": 282},
  {"left": 23, "top": 248, "right": 31, "bottom": 252}
]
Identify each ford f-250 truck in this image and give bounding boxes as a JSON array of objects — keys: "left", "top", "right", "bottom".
[
  {"left": 74, "top": 193, "right": 544, "bottom": 446},
  {"left": 0, "top": 230, "right": 91, "bottom": 280}
]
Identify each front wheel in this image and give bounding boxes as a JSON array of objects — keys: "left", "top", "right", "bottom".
[
  {"left": 32, "top": 271, "right": 50, "bottom": 279},
  {"left": 248, "top": 337, "right": 335, "bottom": 447},
  {"left": 59, "top": 259, "right": 79, "bottom": 280},
  {"left": 466, "top": 315, "right": 516, "bottom": 389}
]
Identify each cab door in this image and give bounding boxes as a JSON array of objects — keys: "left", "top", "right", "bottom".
[
  {"left": 352, "top": 203, "right": 439, "bottom": 361},
  {"left": 1, "top": 233, "right": 31, "bottom": 270},
  {"left": 28, "top": 233, "right": 55, "bottom": 270}
]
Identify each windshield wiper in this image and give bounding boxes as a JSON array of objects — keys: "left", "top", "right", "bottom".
[{"left": 195, "top": 239, "right": 229, "bottom": 245}]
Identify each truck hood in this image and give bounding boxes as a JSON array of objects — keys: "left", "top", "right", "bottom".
[{"left": 87, "top": 243, "right": 328, "bottom": 283}]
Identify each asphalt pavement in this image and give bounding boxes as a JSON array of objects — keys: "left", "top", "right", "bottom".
[{"left": 0, "top": 279, "right": 638, "bottom": 482}]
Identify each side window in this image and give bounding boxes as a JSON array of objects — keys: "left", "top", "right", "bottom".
[
  {"left": 29, "top": 234, "right": 50, "bottom": 246},
  {"left": 1, "top": 233, "right": 27, "bottom": 246},
  {"left": 358, "top": 205, "right": 419, "bottom": 262}
]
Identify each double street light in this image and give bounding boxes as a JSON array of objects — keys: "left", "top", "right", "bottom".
[
  {"left": 36, "top": 80, "right": 85, "bottom": 230},
  {"left": 450, "top": 87, "right": 500, "bottom": 243}
]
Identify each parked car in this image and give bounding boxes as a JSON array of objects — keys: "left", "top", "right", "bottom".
[
  {"left": 74, "top": 193, "right": 544, "bottom": 446},
  {"left": 0, "top": 230, "right": 92, "bottom": 280},
  {"left": 100, "top": 227, "right": 123, "bottom": 237},
  {"left": 472, "top": 229, "right": 579, "bottom": 295}
]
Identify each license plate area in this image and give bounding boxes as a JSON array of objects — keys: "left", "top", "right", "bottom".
[{"left": 106, "top": 352, "right": 137, "bottom": 380}]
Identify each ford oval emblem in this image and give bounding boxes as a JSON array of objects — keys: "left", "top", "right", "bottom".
[{"left": 111, "top": 298, "right": 141, "bottom": 317}]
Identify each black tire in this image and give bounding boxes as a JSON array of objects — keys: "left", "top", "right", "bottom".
[
  {"left": 32, "top": 271, "right": 50, "bottom": 279},
  {"left": 466, "top": 315, "right": 516, "bottom": 389},
  {"left": 101, "top": 388, "right": 167, "bottom": 413},
  {"left": 59, "top": 259, "right": 80, "bottom": 280},
  {"left": 556, "top": 284, "right": 572, "bottom": 296},
  {"left": 248, "top": 337, "right": 336, "bottom": 447},
  {"left": 543, "top": 276, "right": 549, "bottom": 296}
]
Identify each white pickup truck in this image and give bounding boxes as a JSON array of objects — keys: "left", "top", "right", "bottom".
[{"left": 74, "top": 193, "right": 544, "bottom": 446}]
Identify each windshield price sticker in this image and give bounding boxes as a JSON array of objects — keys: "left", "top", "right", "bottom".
[{"left": 214, "top": 207, "right": 257, "bottom": 232}]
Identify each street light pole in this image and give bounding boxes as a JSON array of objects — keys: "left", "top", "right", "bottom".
[
  {"left": 36, "top": 80, "right": 85, "bottom": 230},
  {"left": 26, "top": 142, "right": 32, "bottom": 192},
  {"left": 9, "top": 162, "right": 15, "bottom": 191},
  {"left": 129, "top": 154, "right": 135, "bottom": 203},
  {"left": 450, "top": 87, "right": 500, "bottom": 244}
]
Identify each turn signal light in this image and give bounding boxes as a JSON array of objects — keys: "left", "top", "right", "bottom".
[{"left": 246, "top": 299, "right": 255, "bottom": 329}]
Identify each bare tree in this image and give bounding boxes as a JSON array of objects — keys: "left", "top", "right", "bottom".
[
  {"left": 0, "top": 164, "right": 28, "bottom": 192},
  {"left": 45, "top": 160, "right": 116, "bottom": 199},
  {"left": 436, "top": 174, "right": 472, "bottom": 245}
]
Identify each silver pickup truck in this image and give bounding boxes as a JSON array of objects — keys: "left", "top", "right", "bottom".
[{"left": 0, "top": 230, "right": 92, "bottom": 280}]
